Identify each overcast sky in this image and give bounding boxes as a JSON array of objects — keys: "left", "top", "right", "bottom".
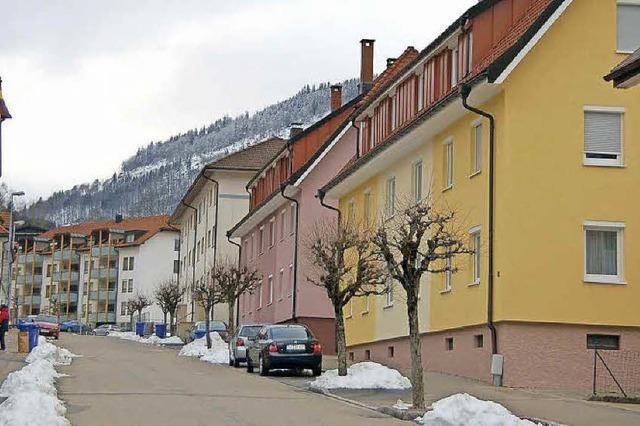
[{"left": 0, "top": 0, "right": 474, "bottom": 200}]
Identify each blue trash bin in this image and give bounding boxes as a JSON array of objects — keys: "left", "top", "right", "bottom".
[
  {"left": 135, "top": 322, "right": 145, "bottom": 337},
  {"left": 155, "top": 323, "right": 166, "bottom": 339},
  {"left": 26, "top": 324, "right": 39, "bottom": 352},
  {"left": 17, "top": 323, "right": 29, "bottom": 332}
]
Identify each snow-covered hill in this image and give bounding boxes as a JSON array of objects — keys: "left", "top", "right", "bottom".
[{"left": 22, "top": 79, "right": 359, "bottom": 225}]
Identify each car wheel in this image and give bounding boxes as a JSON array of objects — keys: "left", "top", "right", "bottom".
[
  {"left": 246, "top": 356, "right": 254, "bottom": 373},
  {"left": 228, "top": 353, "right": 234, "bottom": 367},
  {"left": 312, "top": 366, "right": 322, "bottom": 377},
  {"left": 259, "top": 354, "right": 269, "bottom": 377},
  {"left": 233, "top": 358, "right": 240, "bottom": 368}
]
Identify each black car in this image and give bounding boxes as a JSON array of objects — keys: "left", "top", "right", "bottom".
[{"left": 246, "top": 324, "right": 322, "bottom": 376}]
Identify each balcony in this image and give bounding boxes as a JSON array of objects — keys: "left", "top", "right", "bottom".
[
  {"left": 89, "top": 268, "right": 118, "bottom": 280},
  {"left": 95, "top": 313, "right": 116, "bottom": 323},
  {"left": 16, "top": 295, "right": 42, "bottom": 306},
  {"left": 52, "top": 271, "right": 80, "bottom": 283},
  {"left": 53, "top": 249, "right": 80, "bottom": 263},
  {"left": 58, "top": 292, "right": 79, "bottom": 304},
  {"left": 89, "top": 290, "right": 117, "bottom": 301},
  {"left": 91, "top": 246, "right": 118, "bottom": 258},
  {"left": 24, "top": 253, "right": 44, "bottom": 264},
  {"left": 16, "top": 274, "right": 43, "bottom": 285}
]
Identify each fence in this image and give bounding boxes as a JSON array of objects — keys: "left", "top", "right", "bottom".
[{"left": 592, "top": 349, "right": 640, "bottom": 398}]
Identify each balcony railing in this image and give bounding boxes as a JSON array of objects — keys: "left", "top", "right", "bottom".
[
  {"left": 52, "top": 271, "right": 80, "bottom": 283},
  {"left": 91, "top": 246, "right": 118, "bottom": 257},
  {"left": 94, "top": 313, "right": 116, "bottom": 323},
  {"left": 16, "top": 295, "right": 42, "bottom": 306},
  {"left": 58, "top": 292, "right": 79, "bottom": 304},
  {"left": 16, "top": 275, "right": 43, "bottom": 285},
  {"left": 53, "top": 249, "right": 80, "bottom": 263},
  {"left": 89, "top": 268, "right": 118, "bottom": 280},
  {"left": 89, "top": 290, "right": 117, "bottom": 301}
]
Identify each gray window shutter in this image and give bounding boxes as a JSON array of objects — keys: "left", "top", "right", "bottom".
[
  {"left": 618, "top": 4, "right": 640, "bottom": 52},
  {"left": 584, "top": 111, "right": 621, "bottom": 154}
]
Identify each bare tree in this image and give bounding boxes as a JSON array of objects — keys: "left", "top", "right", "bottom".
[
  {"left": 130, "top": 293, "right": 152, "bottom": 323},
  {"left": 307, "top": 220, "right": 386, "bottom": 377},
  {"left": 210, "top": 262, "right": 261, "bottom": 336},
  {"left": 372, "top": 197, "right": 472, "bottom": 409},
  {"left": 194, "top": 273, "right": 217, "bottom": 349},
  {"left": 126, "top": 298, "right": 137, "bottom": 330},
  {"left": 153, "top": 280, "right": 184, "bottom": 335}
]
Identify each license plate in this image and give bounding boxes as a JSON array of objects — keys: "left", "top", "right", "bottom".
[{"left": 286, "top": 344, "right": 306, "bottom": 351}]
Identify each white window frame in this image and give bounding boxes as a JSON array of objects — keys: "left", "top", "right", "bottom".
[
  {"left": 362, "top": 294, "right": 370, "bottom": 314},
  {"left": 471, "top": 119, "right": 483, "bottom": 176},
  {"left": 363, "top": 190, "right": 372, "bottom": 226},
  {"left": 347, "top": 199, "right": 356, "bottom": 226},
  {"left": 258, "top": 282, "right": 263, "bottom": 309},
  {"left": 443, "top": 138, "right": 454, "bottom": 190},
  {"left": 280, "top": 210, "right": 286, "bottom": 241},
  {"left": 444, "top": 257, "right": 452, "bottom": 292},
  {"left": 412, "top": 159, "right": 424, "bottom": 203},
  {"left": 617, "top": 0, "right": 640, "bottom": 53},
  {"left": 267, "top": 275, "right": 274, "bottom": 305},
  {"left": 385, "top": 177, "right": 396, "bottom": 218},
  {"left": 279, "top": 268, "right": 284, "bottom": 299},
  {"left": 288, "top": 264, "right": 294, "bottom": 297},
  {"left": 583, "top": 106, "right": 624, "bottom": 167},
  {"left": 258, "top": 226, "right": 264, "bottom": 255},
  {"left": 269, "top": 218, "right": 275, "bottom": 248},
  {"left": 346, "top": 299, "right": 353, "bottom": 319},
  {"left": 584, "top": 221, "right": 625, "bottom": 284},
  {"left": 470, "top": 226, "right": 481, "bottom": 286},
  {"left": 385, "top": 277, "right": 394, "bottom": 308},
  {"left": 451, "top": 47, "right": 459, "bottom": 87}
]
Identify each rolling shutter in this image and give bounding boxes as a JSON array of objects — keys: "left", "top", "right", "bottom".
[{"left": 584, "top": 111, "right": 621, "bottom": 154}]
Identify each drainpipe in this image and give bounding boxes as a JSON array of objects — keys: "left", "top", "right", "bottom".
[
  {"left": 280, "top": 183, "right": 299, "bottom": 324},
  {"left": 317, "top": 190, "right": 341, "bottom": 224},
  {"left": 227, "top": 235, "right": 242, "bottom": 330},
  {"left": 181, "top": 201, "right": 198, "bottom": 322},
  {"left": 459, "top": 83, "right": 500, "bottom": 384},
  {"left": 352, "top": 119, "right": 361, "bottom": 158}
]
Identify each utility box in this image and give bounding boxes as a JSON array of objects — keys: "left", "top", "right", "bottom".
[{"left": 491, "top": 354, "right": 504, "bottom": 386}]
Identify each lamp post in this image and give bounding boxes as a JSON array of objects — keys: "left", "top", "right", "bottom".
[
  {"left": 7, "top": 191, "right": 25, "bottom": 324},
  {"left": 0, "top": 76, "right": 12, "bottom": 178}
]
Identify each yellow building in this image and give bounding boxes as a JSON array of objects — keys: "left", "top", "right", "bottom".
[{"left": 321, "top": 0, "right": 640, "bottom": 390}]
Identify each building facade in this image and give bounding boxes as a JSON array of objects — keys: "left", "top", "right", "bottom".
[
  {"left": 170, "top": 137, "right": 286, "bottom": 325},
  {"left": 321, "top": 0, "right": 640, "bottom": 390}
]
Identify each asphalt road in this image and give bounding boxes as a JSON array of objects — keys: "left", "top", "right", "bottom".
[{"left": 56, "top": 333, "right": 402, "bottom": 426}]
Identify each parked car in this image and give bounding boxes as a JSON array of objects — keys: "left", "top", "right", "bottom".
[
  {"left": 188, "top": 321, "right": 229, "bottom": 342},
  {"left": 60, "top": 320, "right": 92, "bottom": 334},
  {"left": 20, "top": 315, "right": 60, "bottom": 339},
  {"left": 246, "top": 324, "right": 322, "bottom": 376},
  {"left": 92, "top": 324, "right": 121, "bottom": 336},
  {"left": 228, "top": 323, "right": 266, "bottom": 368}
]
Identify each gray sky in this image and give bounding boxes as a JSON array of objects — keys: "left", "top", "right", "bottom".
[{"left": 0, "top": 0, "right": 474, "bottom": 200}]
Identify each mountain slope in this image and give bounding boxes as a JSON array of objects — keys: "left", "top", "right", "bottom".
[{"left": 22, "top": 79, "right": 359, "bottom": 225}]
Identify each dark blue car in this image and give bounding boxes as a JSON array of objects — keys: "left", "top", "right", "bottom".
[{"left": 188, "top": 320, "right": 229, "bottom": 342}]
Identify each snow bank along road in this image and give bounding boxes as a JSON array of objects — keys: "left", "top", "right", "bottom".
[{"left": 56, "top": 333, "right": 403, "bottom": 425}]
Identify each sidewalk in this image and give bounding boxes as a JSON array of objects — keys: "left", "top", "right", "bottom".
[
  {"left": 327, "top": 370, "right": 640, "bottom": 425},
  {"left": 0, "top": 330, "right": 28, "bottom": 391}
]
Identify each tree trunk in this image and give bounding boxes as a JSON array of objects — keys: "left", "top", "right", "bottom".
[
  {"left": 137, "top": 310, "right": 142, "bottom": 322},
  {"left": 163, "top": 311, "right": 167, "bottom": 326},
  {"left": 129, "top": 312, "right": 134, "bottom": 331},
  {"left": 169, "top": 311, "right": 175, "bottom": 336},
  {"left": 228, "top": 300, "right": 235, "bottom": 336},
  {"left": 335, "top": 306, "right": 348, "bottom": 376},
  {"left": 205, "top": 305, "right": 212, "bottom": 349},
  {"left": 407, "top": 295, "right": 425, "bottom": 409}
]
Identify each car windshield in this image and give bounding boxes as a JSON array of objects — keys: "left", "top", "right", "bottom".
[
  {"left": 36, "top": 315, "right": 58, "bottom": 323},
  {"left": 270, "top": 327, "right": 309, "bottom": 340},
  {"left": 196, "top": 321, "right": 226, "bottom": 331},
  {"left": 240, "top": 326, "right": 262, "bottom": 338}
]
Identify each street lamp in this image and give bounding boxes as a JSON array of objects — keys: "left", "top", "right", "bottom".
[
  {"left": 6, "top": 191, "right": 25, "bottom": 324},
  {"left": 0, "top": 76, "right": 12, "bottom": 178}
]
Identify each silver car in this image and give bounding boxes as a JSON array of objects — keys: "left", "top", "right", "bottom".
[
  {"left": 229, "top": 324, "right": 266, "bottom": 367},
  {"left": 92, "top": 324, "right": 122, "bottom": 336}
]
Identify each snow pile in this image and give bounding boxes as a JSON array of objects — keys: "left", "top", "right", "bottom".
[
  {"left": 310, "top": 362, "right": 412, "bottom": 390},
  {"left": 178, "top": 332, "right": 229, "bottom": 364},
  {"left": 416, "top": 393, "right": 538, "bottom": 426},
  {"left": 108, "top": 331, "right": 183, "bottom": 346},
  {"left": 0, "top": 337, "right": 78, "bottom": 425}
]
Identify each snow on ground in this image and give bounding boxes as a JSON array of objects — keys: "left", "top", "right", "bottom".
[
  {"left": 0, "top": 337, "right": 79, "bottom": 426},
  {"left": 415, "top": 393, "right": 538, "bottom": 426},
  {"left": 310, "top": 362, "right": 412, "bottom": 390},
  {"left": 107, "top": 331, "right": 183, "bottom": 346},
  {"left": 178, "top": 332, "right": 229, "bottom": 364}
]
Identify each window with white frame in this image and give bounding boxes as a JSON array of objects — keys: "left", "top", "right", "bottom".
[
  {"left": 269, "top": 219, "right": 275, "bottom": 248},
  {"left": 290, "top": 204, "right": 296, "bottom": 235},
  {"left": 584, "top": 221, "right": 625, "bottom": 284},
  {"left": 121, "top": 302, "right": 127, "bottom": 315},
  {"left": 258, "top": 282, "right": 263, "bottom": 308},
  {"left": 268, "top": 275, "right": 274, "bottom": 304},
  {"left": 362, "top": 294, "right": 369, "bottom": 313},
  {"left": 385, "top": 177, "right": 396, "bottom": 218},
  {"left": 470, "top": 227, "right": 481, "bottom": 285},
  {"left": 444, "top": 139, "right": 454, "bottom": 188},
  {"left": 471, "top": 121, "right": 483, "bottom": 175},
  {"left": 280, "top": 210, "right": 286, "bottom": 241},
  {"left": 258, "top": 227, "right": 264, "bottom": 254},
  {"left": 451, "top": 47, "right": 459, "bottom": 87},
  {"left": 347, "top": 199, "right": 356, "bottom": 226},
  {"left": 412, "top": 160, "right": 423, "bottom": 202},
  {"left": 385, "top": 277, "right": 394, "bottom": 307},
  {"left": 289, "top": 264, "right": 294, "bottom": 296},
  {"left": 584, "top": 107, "right": 624, "bottom": 166},
  {"left": 617, "top": 1, "right": 640, "bottom": 53},
  {"left": 121, "top": 280, "right": 127, "bottom": 292},
  {"left": 444, "top": 256, "right": 452, "bottom": 292},
  {"left": 279, "top": 268, "right": 284, "bottom": 298},
  {"left": 364, "top": 191, "right": 372, "bottom": 226},
  {"left": 128, "top": 279, "right": 134, "bottom": 293}
]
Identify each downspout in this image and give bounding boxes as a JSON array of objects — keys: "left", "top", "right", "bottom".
[
  {"left": 227, "top": 235, "right": 242, "bottom": 330},
  {"left": 459, "top": 82, "right": 498, "bottom": 357},
  {"left": 280, "top": 183, "right": 299, "bottom": 324},
  {"left": 181, "top": 201, "right": 198, "bottom": 322},
  {"left": 317, "top": 190, "right": 341, "bottom": 224},
  {"left": 352, "top": 119, "right": 361, "bottom": 159}
]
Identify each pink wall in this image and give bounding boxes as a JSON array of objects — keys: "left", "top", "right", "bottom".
[{"left": 239, "top": 127, "right": 357, "bottom": 328}]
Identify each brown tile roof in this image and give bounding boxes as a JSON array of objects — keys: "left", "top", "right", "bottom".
[
  {"left": 360, "top": 47, "right": 419, "bottom": 108},
  {"left": 40, "top": 214, "right": 178, "bottom": 247},
  {"left": 206, "top": 137, "right": 286, "bottom": 171}
]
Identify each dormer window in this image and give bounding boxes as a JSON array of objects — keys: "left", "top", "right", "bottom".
[
  {"left": 125, "top": 233, "right": 135, "bottom": 243},
  {"left": 457, "top": 31, "right": 473, "bottom": 79}
]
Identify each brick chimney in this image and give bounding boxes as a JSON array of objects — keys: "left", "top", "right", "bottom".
[
  {"left": 386, "top": 57, "right": 397, "bottom": 68},
  {"left": 360, "top": 39, "right": 375, "bottom": 93},
  {"left": 330, "top": 84, "right": 342, "bottom": 112},
  {"left": 289, "top": 122, "right": 303, "bottom": 139}
]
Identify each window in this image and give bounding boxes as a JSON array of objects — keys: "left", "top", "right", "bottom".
[
  {"left": 349, "top": 352, "right": 355, "bottom": 361},
  {"left": 121, "top": 302, "right": 127, "bottom": 315},
  {"left": 471, "top": 227, "right": 481, "bottom": 285},
  {"left": 207, "top": 230, "right": 211, "bottom": 248},
  {"left": 364, "top": 192, "right": 372, "bottom": 226},
  {"left": 445, "top": 337, "right": 454, "bottom": 351},
  {"left": 362, "top": 294, "right": 369, "bottom": 314},
  {"left": 121, "top": 280, "right": 127, "bottom": 292},
  {"left": 128, "top": 279, "right": 134, "bottom": 293},
  {"left": 385, "top": 177, "right": 396, "bottom": 218},
  {"left": 174, "top": 239, "right": 180, "bottom": 251},
  {"left": 122, "top": 257, "right": 129, "bottom": 271},
  {"left": 385, "top": 277, "right": 394, "bottom": 307},
  {"left": 347, "top": 199, "right": 356, "bottom": 226},
  {"left": 289, "top": 264, "right": 294, "bottom": 296},
  {"left": 584, "top": 221, "right": 624, "bottom": 284},
  {"left": 267, "top": 275, "right": 273, "bottom": 305},
  {"left": 617, "top": 1, "right": 640, "bottom": 53},
  {"left": 258, "top": 282, "right": 263, "bottom": 308},
  {"left": 290, "top": 204, "right": 296, "bottom": 235},
  {"left": 474, "top": 334, "right": 484, "bottom": 348},
  {"left": 196, "top": 241, "right": 201, "bottom": 261},
  {"left": 444, "top": 138, "right": 454, "bottom": 189},
  {"left": 587, "top": 334, "right": 620, "bottom": 350},
  {"left": 211, "top": 226, "right": 216, "bottom": 247},
  {"left": 269, "top": 219, "right": 275, "bottom": 248},
  {"left": 412, "top": 160, "right": 423, "bottom": 202},
  {"left": 364, "top": 349, "right": 371, "bottom": 360},
  {"left": 258, "top": 227, "right": 264, "bottom": 255},
  {"left": 388, "top": 346, "right": 395, "bottom": 358},
  {"left": 584, "top": 108, "right": 623, "bottom": 166},
  {"left": 279, "top": 268, "right": 284, "bottom": 298},
  {"left": 444, "top": 256, "right": 452, "bottom": 292},
  {"left": 173, "top": 260, "right": 180, "bottom": 274},
  {"left": 471, "top": 122, "right": 482, "bottom": 175},
  {"left": 46, "top": 264, "right": 52, "bottom": 277},
  {"left": 280, "top": 210, "right": 286, "bottom": 241},
  {"left": 125, "top": 233, "right": 135, "bottom": 243},
  {"left": 451, "top": 47, "right": 459, "bottom": 87}
]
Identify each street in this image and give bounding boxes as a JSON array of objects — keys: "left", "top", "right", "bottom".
[{"left": 56, "top": 334, "right": 402, "bottom": 426}]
